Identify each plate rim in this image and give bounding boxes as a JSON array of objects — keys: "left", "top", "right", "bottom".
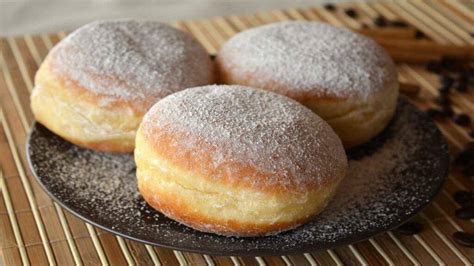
[{"left": 25, "top": 100, "right": 450, "bottom": 256}]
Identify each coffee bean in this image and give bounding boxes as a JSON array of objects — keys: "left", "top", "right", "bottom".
[
  {"left": 464, "top": 68, "right": 474, "bottom": 82},
  {"left": 454, "top": 114, "right": 471, "bottom": 126},
  {"left": 465, "top": 142, "right": 474, "bottom": 149},
  {"left": 455, "top": 84, "right": 468, "bottom": 92},
  {"left": 361, "top": 23, "right": 369, "bottom": 29},
  {"left": 440, "top": 57, "right": 460, "bottom": 71},
  {"left": 209, "top": 54, "right": 216, "bottom": 60},
  {"left": 426, "top": 108, "right": 444, "bottom": 119},
  {"left": 459, "top": 70, "right": 470, "bottom": 81},
  {"left": 390, "top": 20, "right": 409, "bottom": 27},
  {"left": 440, "top": 75, "right": 455, "bottom": 88},
  {"left": 344, "top": 8, "right": 357, "bottom": 18},
  {"left": 469, "top": 129, "right": 474, "bottom": 138},
  {"left": 374, "top": 16, "right": 387, "bottom": 27},
  {"left": 436, "top": 94, "right": 450, "bottom": 106},
  {"left": 463, "top": 163, "right": 474, "bottom": 177},
  {"left": 441, "top": 106, "right": 454, "bottom": 117},
  {"left": 453, "top": 190, "right": 473, "bottom": 207},
  {"left": 455, "top": 80, "right": 468, "bottom": 92},
  {"left": 452, "top": 231, "right": 474, "bottom": 247},
  {"left": 439, "top": 88, "right": 450, "bottom": 95},
  {"left": 426, "top": 60, "right": 441, "bottom": 73},
  {"left": 455, "top": 206, "right": 474, "bottom": 220},
  {"left": 439, "top": 85, "right": 451, "bottom": 95},
  {"left": 454, "top": 145, "right": 474, "bottom": 166},
  {"left": 395, "top": 222, "right": 423, "bottom": 235},
  {"left": 323, "top": 3, "right": 336, "bottom": 11},
  {"left": 415, "top": 30, "right": 426, "bottom": 39}
]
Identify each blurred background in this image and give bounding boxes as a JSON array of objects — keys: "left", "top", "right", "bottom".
[{"left": 0, "top": 0, "right": 352, "bottom": 36}]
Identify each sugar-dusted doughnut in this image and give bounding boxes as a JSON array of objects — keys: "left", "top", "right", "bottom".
[
  {"left": 135, "top": 85, "right": 347, "bottom": 236},
  {"left": 217, "top": 21, "right": 399, "bottom": 147},
  {"left": 31, "top": 20, "right": 215, "bottom": 152}
]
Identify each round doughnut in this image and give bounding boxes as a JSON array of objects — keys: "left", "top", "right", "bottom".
[
  {"left": 216, "top": 21, "right": 399, "bottom": 148},
  {"left": 135, "top": 85, "right": 347, "bottom": 236},
  {"left": 31, "top": 20, "right": 215, "bottom": 152}
]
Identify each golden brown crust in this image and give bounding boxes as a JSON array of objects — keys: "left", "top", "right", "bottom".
[
  {"left": 139, "top": 128, "right": 341, "bottom": 193},
  {"left": 31, "top": 60, "right": 143, "bottom": 153},
  {"left": 54, "top": 133, "right": 135, "bottom": 153},
  {"left": 45, "top": 59, "right": 148, "bottom": 115},
  {"left": 138, "top": 182, "right": 322, "bottom": 236},
  {"left": 216, "top": 59, "right": 344, "bottom": 102}
]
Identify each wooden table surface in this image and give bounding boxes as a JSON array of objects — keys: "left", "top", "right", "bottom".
[{"left": 0, "top": 1, "right": 473, "bottom": 265}]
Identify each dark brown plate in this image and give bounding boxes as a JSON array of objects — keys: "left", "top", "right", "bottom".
[{"left": 26, "top": 98, "right": 449, "bottom": 256}]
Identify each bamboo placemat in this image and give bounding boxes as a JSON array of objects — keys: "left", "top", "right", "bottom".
[{"left": 1, "top": 1, "right": 473, "bottom": 265}]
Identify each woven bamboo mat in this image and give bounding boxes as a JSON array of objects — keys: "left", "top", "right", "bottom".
[{"left": 1, "top": 1, "right": 473, "bottom": 265}]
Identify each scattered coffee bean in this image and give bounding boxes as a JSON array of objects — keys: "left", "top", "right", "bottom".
[
  {"left": 454, "top": 114, "right": 471, "bottom": 127},
  {"left": 455, "top": 79, "right": 468, "bottom": 92},
  {"left": 453, "top": 190, "right": 473, "bottom": 207},
  {"left": 415, "top": 30, "right": 426, "bottom": 39},
  {"left": 323, "top": 3, "right": 336, "bottom": 11},
  {"left": 467, "top": 67, "right": 474, "bottom": 76},
  {"left": 425, "top": 60, "right": 441, "bottom": 73},
  {"left": 424, "top": 58, "right": 471, "bottom": 77},
  {"left": 374, "top": 16, "right": 387, "bottom": 27},
  {"left": 390, "top": 20, "right": 409, "bottom": 27},
  {"left": 452, "top": 231, "right": 474, "bottom": 247},
  {"left": 465, "top": 142, "right": 474, "bottom": 149},
  {"left": 439, "top": 86, "right": 451, "bottom": 96},
  {"left": 441, "top": 106, "right": 454, "bottom": 117},
  {"left": 440, "top": 75, "right": 455, "bottom": 89},
  {"left": 459, "top": 70, "right": 470, "bottom": 80},
  {"left": 440, "top": 57, "right": 460, "bottom": 71},
  {"left": 426, "top": 108, "right": 444, "bottom": 119},
  {"left": 395, "top": 222, "right": 423, "bottom": 235},
  {"left": 423, "top": 56, "right": 473, "bottom": 144},
  {"left": 456, "top": 84, "right": 468, "bottom": 92},
  {"left": 436, "top": 94, "right": 450, "bottom": 106},
  {"left": 454, "top": 145, "right": 474, "bottom": 166},
  {"left": 344, "top": 8, "right": 357, "bottom": 18},
  {"left": 455, "top": 206, "right": 474, "bottom": 220},
  {"left": 464, "top": 68, "right": 474, "bottom": 82},
  {"left": 463, "top": 163, "right": 474, "bottom": 177}
]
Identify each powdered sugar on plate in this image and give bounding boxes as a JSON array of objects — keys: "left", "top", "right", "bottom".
[{"left": 27, "top": 98, "right": 448, "bottom": 255}]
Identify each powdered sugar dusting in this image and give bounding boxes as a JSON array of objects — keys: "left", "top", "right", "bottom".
[
  {"left": 47, "top": 20, "right": 214, "bottom": 111},
  {"left": 28, "top": 99, "right": 448, "bottom": 255},
  {"left": 142, "top": 85, "right": 347, "bottom": 190},
  {"left": 217, "top": 21, "right": 397, "bottom": 99}
]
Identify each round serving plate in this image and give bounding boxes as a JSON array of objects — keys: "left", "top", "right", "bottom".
[{"left": 27, "top": 98, "right": 449, "bottom": 256}]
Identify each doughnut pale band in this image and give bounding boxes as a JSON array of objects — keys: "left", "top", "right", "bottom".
[
  {"left": 31, "top": 62, "right": 141, "bottom": 152},
  {"left": 303, "top": 84, "right": 399, "bottom": 148},
  {"left": 136, "top": 132, "right": 342, "bottom": 236}
]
